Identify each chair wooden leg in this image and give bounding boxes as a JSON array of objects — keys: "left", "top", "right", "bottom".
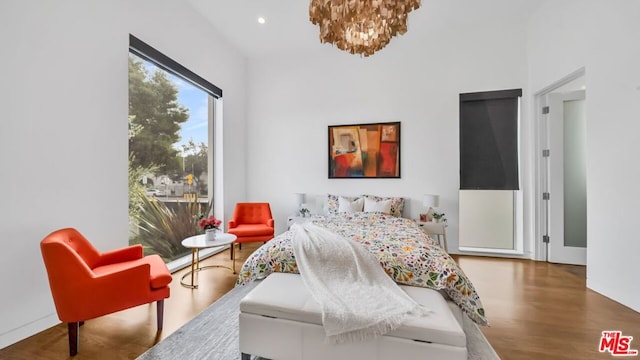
[
  {"left": 68, "top": 322, "right": 79, "bottom": 356},
  {"left": 156, "top": 299, "right": 164, "bottom": 331},
  {"left": 230, "top": 242, "right": 234, "bottom": 260}
]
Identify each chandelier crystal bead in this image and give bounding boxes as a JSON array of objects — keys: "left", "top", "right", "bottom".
[{"left": 309, "top": 0, "right": 421, "bottom": 57}]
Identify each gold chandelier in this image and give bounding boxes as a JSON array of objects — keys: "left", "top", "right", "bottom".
[{"left": 309, "top": 0, "right": 421, "bottom": 57}]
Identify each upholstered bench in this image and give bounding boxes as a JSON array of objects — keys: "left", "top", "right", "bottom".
[{"left": 239, "top": 272, "right": 467, "bottom": 360}]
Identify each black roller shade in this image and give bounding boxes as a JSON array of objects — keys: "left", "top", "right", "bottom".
[{"left": 459, "top": 89, "right": 522, "bottom": 190}]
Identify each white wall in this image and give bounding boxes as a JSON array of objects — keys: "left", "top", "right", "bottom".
[
  {"left": 245, "top": 20, "right": 530, "bottom": 255},
  {"left": 527, "top": 0, "right": 640, "bottom": 311},
  {"left": 0, "top": 0, "right": 247, "bottom": 348}
]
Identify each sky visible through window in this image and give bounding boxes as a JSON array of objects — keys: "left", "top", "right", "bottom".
[{"left": 142, "top": 61, "right": 208, "bottom": 153}]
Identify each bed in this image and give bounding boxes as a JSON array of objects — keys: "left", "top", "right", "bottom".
[{"left": 236, "top": 210, "right": 488, "bottom": 327}]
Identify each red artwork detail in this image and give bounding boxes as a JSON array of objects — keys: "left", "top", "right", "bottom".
[{"left": 379, "top": 142, "right": 397, "bottom": 177}]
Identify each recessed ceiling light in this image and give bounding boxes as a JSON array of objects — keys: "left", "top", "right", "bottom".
[{"left": 257, "top": 16, "right": 266, "bottom": 24}]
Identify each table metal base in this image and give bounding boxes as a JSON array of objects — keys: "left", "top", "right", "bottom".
[{"left": 180, "top": 247, "right": 236, "bottom": 289}]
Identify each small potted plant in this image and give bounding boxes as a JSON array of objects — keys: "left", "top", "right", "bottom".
[
  {"left": 198, "top": 215, "right": 222, "bottom": 241},
  {"left": 431, "top": 211, "right": 447, "bottom": 225}
]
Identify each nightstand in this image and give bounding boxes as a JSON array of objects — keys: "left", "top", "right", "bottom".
[
  {"left": 418, "top": 221, "right": 448, "bottom": 252},
  {"left": 287, "top": 215, "right": 311, "bottom": 230}
]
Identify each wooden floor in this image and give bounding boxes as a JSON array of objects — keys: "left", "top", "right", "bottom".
[
  {"left": 455, "top": 256, "right": 640, "bottom": 359},
  {"left": 2, "top": 244, "right": 639, "bottom": 359}
]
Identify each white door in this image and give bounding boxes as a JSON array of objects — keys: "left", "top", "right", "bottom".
[{"left": 545, "top": 90, "right": 587, "bottom": 265}]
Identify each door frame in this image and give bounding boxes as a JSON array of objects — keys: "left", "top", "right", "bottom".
[{"left": 533, "top": 67, "right": 586, "bottom": 262}]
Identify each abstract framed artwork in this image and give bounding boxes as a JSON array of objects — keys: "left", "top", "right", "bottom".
[{"left": 328, "top": 121, "right": 401, "bottom": 178}]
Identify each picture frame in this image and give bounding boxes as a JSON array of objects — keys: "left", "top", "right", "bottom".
[{"left": 328, "top": 121, "right": 401, "bottom": 178}]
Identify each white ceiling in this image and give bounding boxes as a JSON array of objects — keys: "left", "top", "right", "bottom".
[{"left": 186, "top": 0, "right": 546, "bottom": 59}]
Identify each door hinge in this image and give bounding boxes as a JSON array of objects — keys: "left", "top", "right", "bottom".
[
  {"left": 542, "top": 106, "right": 550, "bottom": 114},
  {"left": 543, "top": 235, "right": 550, "bottom": 243},
  {"left": 542, "top": 149, "right": 550, "bottom": 157},
  {"left": 543, "top": 192, "right": 550, "bottom": 200}
]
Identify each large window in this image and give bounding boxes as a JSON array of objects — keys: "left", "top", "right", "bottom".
[
  {"left": 458, "top": 89, "right": 522, "bottom": 252},
  {"left": 128, "top": 35, "right": 222, "bottom": 263}
]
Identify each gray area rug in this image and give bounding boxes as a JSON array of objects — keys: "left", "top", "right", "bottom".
[{"left": 137, "top": 281, "right": 500, "bottom": 360}]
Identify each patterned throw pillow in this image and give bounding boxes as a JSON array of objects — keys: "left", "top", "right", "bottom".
[{"left": 361, "top": 195, "right": 405, "bottom": 217}]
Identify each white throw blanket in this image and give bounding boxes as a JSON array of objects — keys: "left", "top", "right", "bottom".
[{"left": 291, "top": 223, "right": 430, "bottom": 344}]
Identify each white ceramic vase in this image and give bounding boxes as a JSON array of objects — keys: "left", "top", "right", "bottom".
[{"left": 205, "top": 228, "right": 217, "bottom": 241}]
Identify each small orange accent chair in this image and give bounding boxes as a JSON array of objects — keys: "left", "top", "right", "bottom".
[
  {"left": 227, "top": 203, "right": 275, "bottom": 261},
  {"left": 40, "top": 228, "right": 172, "bottom": 356}
]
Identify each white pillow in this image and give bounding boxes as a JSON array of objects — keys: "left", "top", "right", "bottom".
[
  {"left": 364, "top": 197, "right": 392, "bottom": 214},
  {"left": 338, "top": 196, "right": 364, "bottom": 213}
]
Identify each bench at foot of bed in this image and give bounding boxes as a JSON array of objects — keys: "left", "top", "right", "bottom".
[{"left": 239, "top": 273, "right": 467, "bottom": 360}]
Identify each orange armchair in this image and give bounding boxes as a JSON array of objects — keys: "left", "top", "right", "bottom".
[
  {"left": 40, "top": 228, "right": 172, "bottom": 356},
  {"left": 227, "top": 203, "right": 275, "bottom": 261}
]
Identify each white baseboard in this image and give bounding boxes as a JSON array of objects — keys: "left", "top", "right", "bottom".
[
  {"left": 0, "top": 313, "right": 59, "bottom": 350},
  {"left": 456, "top": 248, "right": 534, "bottom": 260}
]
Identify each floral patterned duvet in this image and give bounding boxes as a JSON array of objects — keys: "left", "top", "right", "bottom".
[{"left": 236, "top": 212, "right": 488, "bottom": 326}]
